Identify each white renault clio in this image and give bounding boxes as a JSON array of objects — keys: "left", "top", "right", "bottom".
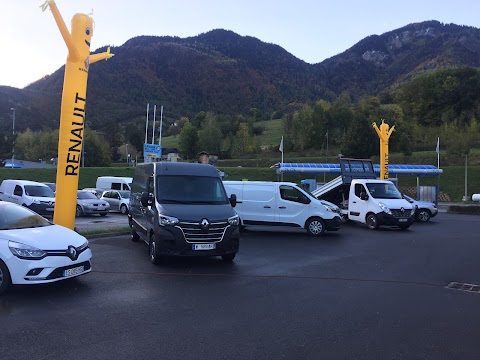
[{"left": 0, "top": 202, "right": 92, "bottom": 295}]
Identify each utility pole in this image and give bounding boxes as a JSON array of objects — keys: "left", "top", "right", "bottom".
[{"left": 10, "top": 108, "right": 15, "bottom": 166}]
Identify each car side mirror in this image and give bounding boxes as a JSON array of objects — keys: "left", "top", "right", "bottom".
[
  {"left": 229, "top": 193, "right": 237, "bottom": 207},
  {"left": 141, "top": 192, "right": 153, "bottom": 207},
  {"left": 360, "top": 192, "right": 369, "bottom": 201}
]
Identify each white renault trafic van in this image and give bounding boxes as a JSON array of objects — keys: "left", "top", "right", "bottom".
[
  {"left": 223, "top": 181, "right": 342, "bottom": 236},
  {"left": 0, "top": 179, "right": 56, "bottom": 216},
  {"left": 96, "top": 176, "right": 133, "bottom": 191}
]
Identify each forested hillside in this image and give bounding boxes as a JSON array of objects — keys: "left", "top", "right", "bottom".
[{"left": 1, "top": 20, "right": 479, "bottom": 164}]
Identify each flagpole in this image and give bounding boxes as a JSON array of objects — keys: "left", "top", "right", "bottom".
[
  {"left": 152, "top": 105, "right": 156, "bottom": 144},
  {"left": 144, "top": 103, "right": 149, "bottom": 144},
  {"left": 436, "top": 137, "right": 440, "bottom": 169}
]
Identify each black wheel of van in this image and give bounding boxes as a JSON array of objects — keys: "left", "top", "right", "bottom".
[
  {"left": 416, "top": 209, "right": 431, "bottom": 222},
  {"left": 222, "top": 253, "right": 236, "bottom": 262},
  {"left": 0, "top": 260, "right": 12, "bottom": 296},
  {"left": 366, "top": 213, "right": 379, "bottom": 230},
  {"left": 149, "top": 234, "right": 160, "bottom": 265},
  {"left": 120, "top": 204, "right": 129, "bottom": 215},
  {"left": 306, "top": 218, "right": 325, "bottom": 236},
  {"left": 76, "top": 205, "right": 83, "bottom": 217}
]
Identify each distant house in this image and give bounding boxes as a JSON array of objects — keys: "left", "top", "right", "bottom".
[
  {"left": 161, "top": 148, "right": 180, "bottom": 161},
  {"left": 197, "top": 151, "right": 218, "bottom": 165}
]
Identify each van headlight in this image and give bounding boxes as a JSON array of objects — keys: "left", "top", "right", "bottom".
[
  {"left": 378, "top": 202, "right": 392, "bottom": 215},
  {"left": 228, "top": 214, "right": 239, "bottom": 226},
  {"left": 9, "top": 241, "right": 47, "bottom": 260},
  {"left": 159, "top": 215, "right": 179, "bottom": 226}
]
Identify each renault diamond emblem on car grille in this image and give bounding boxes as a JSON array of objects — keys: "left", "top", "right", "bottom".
[
  {"left": 200, "top": 218, "right": 210, "bottom": 232},
  {"left": 67, "top": 245, "right": 78, "bottom": 261}
]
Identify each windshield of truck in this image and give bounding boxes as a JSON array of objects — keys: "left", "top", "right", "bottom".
[
  {"left": 24, "top": 185, "right": 55, "bottom": 198},
  {"left": 156, "top": 175, "right": 229, "bottom": 205},
  {"left": 366, "top": 183, "right": 402, "bottom": 199}
]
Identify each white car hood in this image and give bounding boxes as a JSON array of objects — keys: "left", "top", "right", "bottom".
[
  {"left": 374, "top": 198, "right": 413, "bottom": 210},
  {"left": 0, "top": 224, "right": 87, "bottom": 250},
  {"left": 31, "top": 196, "right": 56, "bottom": 203}
]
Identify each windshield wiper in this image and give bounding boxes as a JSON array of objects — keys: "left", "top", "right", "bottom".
[{"left": 160, "top": 199, "right": 189, "bottom": 204}]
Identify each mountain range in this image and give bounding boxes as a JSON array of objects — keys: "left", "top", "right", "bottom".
[{"left": 1, "top": 20, "right": 479, "bottom": 134}]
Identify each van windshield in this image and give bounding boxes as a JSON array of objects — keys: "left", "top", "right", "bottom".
[
  {"left": 366, "top": 183, "right": 402, "bottom": 199},
  {"left": 156, "top": 175, "right": 229, "bottom": 205},
  {"left": 24, "top": 185, "right": 55, "bottom": 198}
]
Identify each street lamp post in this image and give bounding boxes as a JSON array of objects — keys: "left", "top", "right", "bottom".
[{"left": 10, "top": 108, "right": 15, "bottom": 167}]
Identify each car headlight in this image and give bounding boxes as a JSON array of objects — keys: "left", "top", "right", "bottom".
[
  {"left": 9, "top": 241, "right": 47, "bottom": 260},
  {"left": 228, "top": 214, "right": 240, "bottom": 226},
  {"left": 32, "top": 199, "right": 41, "bottom": 205},
  {"left": 77, "top": 240, "right": 89, "bottom": 252},
  {"left": 378, "top": 202, "right": 392, "bottom": 215},
  {"left": 159, "top": 214, "right": 179, "bottom": 226}
]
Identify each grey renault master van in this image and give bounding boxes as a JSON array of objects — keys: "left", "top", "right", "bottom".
[{"left": 128, "top": 162, "right": 240, "bottom": 263}]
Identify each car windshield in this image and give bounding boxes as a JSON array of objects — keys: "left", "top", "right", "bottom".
[
  {"left": 156, "top": 175, "right": 229, "bottom": 205},
  {"left": 366, "top": 183, "right": 402, "bottom": 199},
  {"left": 24, "top": 185, "right": 55, "bottom": 197},
  {"left": 118, "top": 191, "right": 130, "bottom": 199},
  {"left": 0, "top": 204, "right": 51, "bottom": 230},
  {"left": 77, "top": 191, "right": 99, "bottom": 200}
]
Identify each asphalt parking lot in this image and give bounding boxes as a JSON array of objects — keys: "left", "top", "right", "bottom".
[{"left": 1, "top": 212, "right": 480, "bottom": 360}]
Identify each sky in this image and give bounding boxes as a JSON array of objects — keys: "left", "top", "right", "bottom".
[{"left": 1, "top": 0, "right": 479, "bottom": 89}]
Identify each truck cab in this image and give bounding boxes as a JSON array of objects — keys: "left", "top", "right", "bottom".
[
  {"left": 313, "top": 159, "right": 414, "bottom": 230},
  {"left": 348, "top": 179, "right": 414, "bottom": 229}
]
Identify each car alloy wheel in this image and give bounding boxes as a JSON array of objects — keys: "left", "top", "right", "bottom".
[
  {"left": 0, "top": 261, "right": 12, "bottom": 295},
  {"left": 120, "top": 204, "right": 129, "bottom": 215},
  {"left": 306, "top": 218, "right": 325, "bottom": 236},
  {"left": 366, "top": 213, "right": 379, "bottom": 230},
  {"left": 417, "top": 209, "right": 431, "bottom": 222}
]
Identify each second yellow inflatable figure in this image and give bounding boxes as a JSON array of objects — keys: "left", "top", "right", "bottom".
[
  {"left": 373, "top": 120, "right": 395, "bottom": 180},
  {"left": 41, "top": 0, "right": 114, "bottom": 229}
]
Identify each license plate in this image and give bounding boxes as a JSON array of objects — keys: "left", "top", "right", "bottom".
[
  {"left": 63, "top": 266, "right": 84, "bottom": 277},
  {"left": 399, "top": 219, "right": 407, "bottom": 222},
  {"left": 46, "top": 208, "right": 54, "bottom": 211},
  {"left": 192, "top": 243, "right": 216, "bottom": 250}
]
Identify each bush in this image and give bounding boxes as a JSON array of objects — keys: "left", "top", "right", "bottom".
[{"left": 448, "top": 205, "right": 480, "bottom": 215}]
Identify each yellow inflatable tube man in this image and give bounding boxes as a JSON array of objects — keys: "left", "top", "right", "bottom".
[
  {"left": 373, "top": 120, "right": 395, "bottom": 180},
  {"left": 41, "top": 0, "right": 114, "bottom": 229}
]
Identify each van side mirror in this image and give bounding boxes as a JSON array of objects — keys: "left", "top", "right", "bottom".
[
  {"left": 229, "top": 193, "right": 237, "bottom": 208},
  {"left": 360, "top": 192, "right": 369, "bottom": 201},
  {"left": 141, "top": 192, "right": 153, "bottom": 207}
]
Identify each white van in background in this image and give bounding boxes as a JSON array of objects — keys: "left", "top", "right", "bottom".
[
  {"left": 0, "top": 179, "right": 56, "bottom": 216},
  {"left": 96, "top": 176, "right": 133, "bottom": 191},
  {"left": 223, "top": 181, "right": 342, "bottom": 236}
]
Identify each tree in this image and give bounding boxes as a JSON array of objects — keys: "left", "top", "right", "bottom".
[
  {"left": 83, "top": 128, "right": 111, "bottom": 166},
  {"left": 198, "top": 114, "right": 222, "bottom": 154},
  {"left": 179, "top": 122, "right": 199, "bottom": 160},
  {"left": 231, "top": 123, "right": 258, "bottom": 158},
  {"left": 342, "top": 110, "right": 377, "bottom": 158}
]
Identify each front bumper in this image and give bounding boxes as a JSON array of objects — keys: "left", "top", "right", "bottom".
[
  {"left": 28, "top": 203, "right": 55, "bottom": 216},
  {"left": 324, "top": 216, "right": 342, "bottom": 231},
  {"left": 154, "top": 225, "right": 240, "bottom": 257},
  {"left": 376, "top": 212, "right": 415, "bottom": 227},
  {"left": 5, "top": 248, "right": 92, "bottom": 285},
  {"left": 82, "top": 206, "right": 109, "bottom": 215}
]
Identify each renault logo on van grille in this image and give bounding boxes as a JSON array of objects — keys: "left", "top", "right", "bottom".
[{"left": 200, "top": 219, "right": 210, "bottom": 232}]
